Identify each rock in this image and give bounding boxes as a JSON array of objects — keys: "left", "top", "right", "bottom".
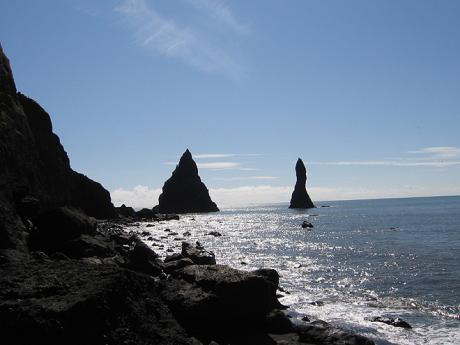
[
  {"left": 17, "top": 195, "right": 41, "bottom": 220},
  {"left": 30, "top": 207, "right": 97, "bottom": 252},
  {"left": 59, "top": 234, "right": 115, "bottom": 259},
  {"left": 164, "top": 253, "right": 185, "bottom": 263},
  {"left": 0, "top": 260, "right": 201, "bottom": 345},
  {"left": 136, "top": 208, "right": 155, "bottom": 219},
  {"left": 128, "top": 242, "right": 163, "bottom": 276},
  {"left": 265, "top": 309, "right": 295, "bottom": 334},
  {"left": 158, "top": 150, "right": 219, "bottom": 213},
  {"left": 70, "top": 171, "right": 115, "bottom": 219},
  {"left": 163, "top": 258, "right": 195, "bottom": 273},
  {"left": 309, "top": 301, "right": 325, "bottom": 306},
  {"left": 367, "top": 316, "right": 412, "bottom": 329},
  {"left": 207, "top": 231, "right": 222, "bottom": 237},
  {"left": 301, "top": 315, "right": 310, "bottom": 322},
  {"left": 161, "top": 264, "right": 282, "bottom": 342},
  {"left": 115, "top": 204, "right": 136, "bottom": 218},
  {"left": 289, "top": 158, "right": 315, "bottom": 209},
  {"left": 181, "top": 242, "right": 216, "bottom": 265},
  {"left": 296, "top": 321, "right": 375, "bottom": 345},
  {"left": 301, "top": 221, "right": 313, "bottom": 228}
]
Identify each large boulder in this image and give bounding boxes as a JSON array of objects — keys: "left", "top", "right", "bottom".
[
  {"left": 289, "top": 158, "right": 315, "bottom": 209},
  {"left": 161, "top": 264, "right": 282, "bottom": 342},
  {"left": 158, "top": 150, "right": 218, "bottom": 213}
]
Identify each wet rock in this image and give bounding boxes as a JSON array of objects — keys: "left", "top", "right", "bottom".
[
  {"left": 301, "top": 315, "right": 310, "bottom": 322},
  {"left": 207, "top": 231, "right": 222, "bottom": 237},
  {"left": 309, "top": 301, "right": 325, "bottom": 306},
  {"left": 158, "top": 150, "right": 219, "bottom": 214},
  {"left": 296, "top": 321, "right": 375, "bottom": 345},
  {"left": 181, "top": 242, "right": 216, "bottom": 265},
  {"left": 289, "top": 158, "right": 315, "bottom": 209},
  {"left": 301, "top": 221, "right": 313, "bottom": 229},
  {"left": 367, "top": 316, "right": 412, "bottom": 329}
]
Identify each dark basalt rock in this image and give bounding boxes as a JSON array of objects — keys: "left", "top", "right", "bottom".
[
  {"left": 367, "top": 316, "right": 412, "bottom": 329},
  {"left": 295, "top": 321, "right": 375, "bottom": 345},
  {"left": 116, "top": 204, "right": 136, "bottom": 218},
  {"left": 0, "top": 261, "right": 201, "bottom": 345},
  {"left": 161, "top": 264, "right": 283, "bottom": 342},
  {"left": 158, "top": 149, "right": 219, "bottom": 214},
  {"left": 289, "top": 158, "right": 315, "bottom": 209},
  {"left": 0, "top": 45, "right": 115, "bottom": 251},
  {"left": 181, "top": 241, "right": 216, "bottom": 265},
  {"left": 302, "top": 220, "right": 313, "bottom": 228}
]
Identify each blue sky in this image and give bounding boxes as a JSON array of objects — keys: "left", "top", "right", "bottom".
[{"left": 1, "top": 0, "right": 459, "bottom": 207}]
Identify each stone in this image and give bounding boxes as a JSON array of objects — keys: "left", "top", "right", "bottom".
[
  {"left": 207, "top": 231, "right": 222, "bottom": 237},
  {"left": 158, "top": 150, "right": 219, "bottom": 213},
  {"left": 136, "top": 208, "right": 156, "bottom": 219},
  {"left": 30, "top": 207, "right": 97, "bottom": 252},
  {"left": 265, "top": 309, "right": 295, "bottom": 334},
  {"left": 163, "top": 258, "right": 195, "bottom": 273},
  {"left": 296, "top": 321, "right": 375, "bottom": 345},
  {"left": 302, "top": 221, "right": 313, "bottom": 228},
  {"left": 128, "top": 241, "right": 163, "bottom": 276},
  {"left": 115, "top": 204, "right": 136, "bottom": 218},
  {"left": 0, "top": 260, "right": 201, "bottom": 345},
  {"left": 289, "top": 158, "right": 315, "bottom": 209},
  {"left": 181, "top": 242, "right": 216, "bottom": 265},
  {"left": 367, "top": 316, "right": 412, "bottom": 329}
]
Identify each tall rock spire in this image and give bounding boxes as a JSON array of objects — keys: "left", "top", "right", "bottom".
[
  {"left": 289, "top": 158, "right": 315, "bottom": 209},
  {"left": 158, "top": 149, "right": 219, "bottom": 213}
]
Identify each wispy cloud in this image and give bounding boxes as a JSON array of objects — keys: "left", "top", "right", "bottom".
[
  {"left": 197, "top": 162, "right": 240, "bottom": 169},
  {"left": 408, "top": 146, "right": 460, "bottom": 158},
  {"left": 115, "top": 0, "right": 245, "bottom": 81},
  {"left": 194, "top": 153, "right": 263, "bottom": 159},
  {"left": 184, "top": 0, "right": 250, "bottom": 34},
  {"left": 313, "top": 160, "right": 460, "bottom": 168},
  {"left": 313, "top": 146, "right": 460, "bottom": 168},
  {"left": 214, "top": 176, "right": 278, "bottom": 181}
]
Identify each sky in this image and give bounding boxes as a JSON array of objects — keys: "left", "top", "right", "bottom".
[{"left": 1, "top": 0, "right": 459, "bottom": 208}]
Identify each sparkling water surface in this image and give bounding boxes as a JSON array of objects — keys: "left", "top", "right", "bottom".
[{"left": 131, "top": 196, "right": 460, "bottom": 345}]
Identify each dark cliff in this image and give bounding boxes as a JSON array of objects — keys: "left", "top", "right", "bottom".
[
  {"left": 0, "top": 44, "right": 115, "bottom": 251},
  {"left": 158, "top": 149, "right": 219, "bottom": 213},
  {"left": 289, "top": 158, "right": 315, "bottom": 209}
]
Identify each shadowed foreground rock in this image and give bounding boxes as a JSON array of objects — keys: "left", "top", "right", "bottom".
[
  {"left": 289, "top": 158, "right": 315, "bottom": 209},
  {"left": 158, "top": 149, "right": 219, "bottom": 214}
]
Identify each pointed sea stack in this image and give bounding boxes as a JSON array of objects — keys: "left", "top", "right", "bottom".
[
  {"left": 289, "top": 158, "right": 315, "bottom": 209},
  {"left": 158, "top": 149, "right": 219, "bottom": 213}
]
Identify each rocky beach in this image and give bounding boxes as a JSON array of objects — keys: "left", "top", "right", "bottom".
[{"left": 0, "top": 43, "right": 381, "bottom": 345}]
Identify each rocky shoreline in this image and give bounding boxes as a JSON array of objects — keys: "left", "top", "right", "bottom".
[{"left": 0, "top": 44, "right": 376, "bottom": 344}]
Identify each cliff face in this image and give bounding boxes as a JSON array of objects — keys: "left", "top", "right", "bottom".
[
  {"left": 289, "top": 158, "right": 315, "bottom": 209},
  {"left": 158, "top": 149, "right": 219, "bottom": 214},
  {"left": 0, "top": 44, "right": 115, "bottom": 251}
]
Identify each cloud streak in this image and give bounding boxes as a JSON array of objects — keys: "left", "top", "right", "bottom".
[
  {"left": 313, "top": 146, "right": 460, "bottom": 168},
  {"left": 185, "top": 0, "right": 250, "bottom": 34},
  {"left": 115, "top": 0, "right": 244, "bottom": 81}
]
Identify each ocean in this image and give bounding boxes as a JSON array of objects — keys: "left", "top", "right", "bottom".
[{"left": 135, "top": 196, "right": 460, "bottom": 345}]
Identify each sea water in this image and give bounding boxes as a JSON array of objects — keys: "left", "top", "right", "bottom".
[{"left": 135, "top": 196, "right": 460, "bottom": 345}]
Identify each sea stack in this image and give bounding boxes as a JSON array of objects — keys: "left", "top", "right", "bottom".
[
  {"left": 158, "top": 149, "right": 219, "bottom": 213},
  {"left": 289, "top": 158, "right": 315, "bottom": 209}
]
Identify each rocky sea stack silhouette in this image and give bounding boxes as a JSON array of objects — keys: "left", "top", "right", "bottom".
[
  {"left": 158, "top": 149, "right": 219, "bottom": 213},
  {"left": 289, "top": 158, "right": 315, "bottom": 209}
]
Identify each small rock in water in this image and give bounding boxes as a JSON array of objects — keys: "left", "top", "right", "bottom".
[
  {"left": 309, "top": 301, "right": 325, "bottom": 306},
  {"left": 183, "top": 231, "right": 191, "bottom": 237},
  {"left": 367, "top": 316, "right": 412, "bottom": 329},
  {"left": 320, "top": 205, "right": 330, "bottom": 208},
  {"left": 168, "top": 231, "right": 178, "bottom": 236},
  {"left": 164, "top": 228, "right": 171, "bottom": 232},
  {"left": 301, "top": 315, "right": 310, "bottom": 322},
  {"left": 207, "top": 231, "right": 222, "bottom": 237},
  {"left": 146, "top": 224, "right": 154, "bottom": 228},
  {"left": 302, "top": 221, "right": 313, "bottom": 229},
  {"left": 141, "top": 231, "right": 150, "bottom": 236}
]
